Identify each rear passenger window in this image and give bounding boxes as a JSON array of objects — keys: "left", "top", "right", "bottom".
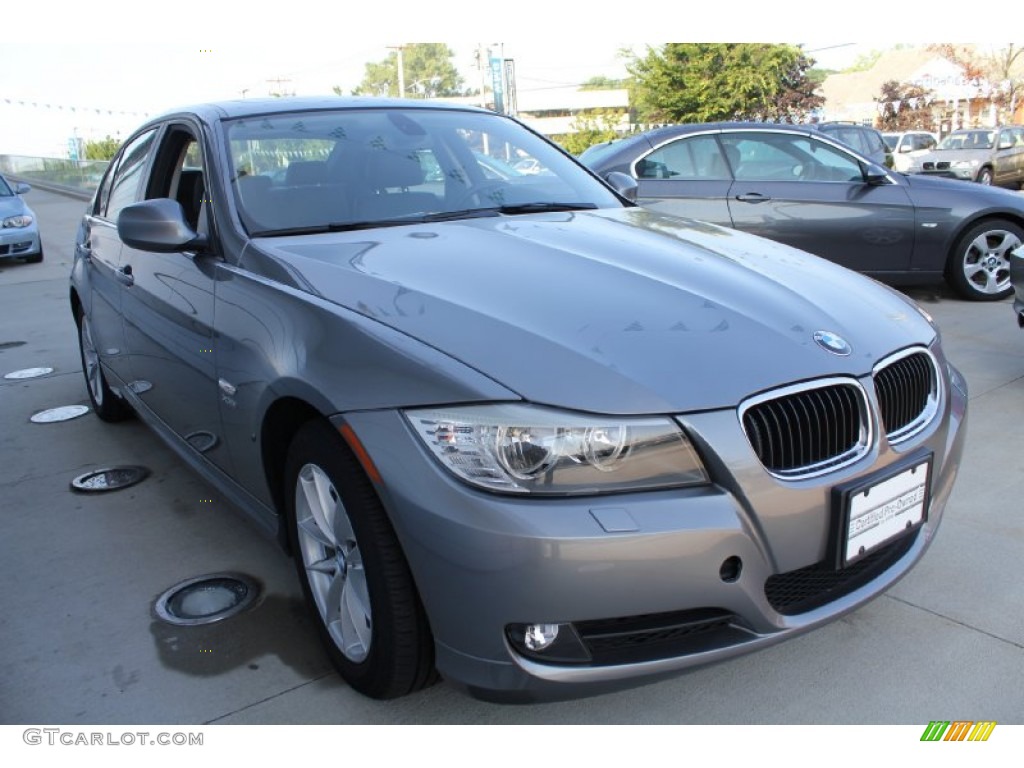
[{"left": 640, "top": 136, "right": 728, "bottom": 180}]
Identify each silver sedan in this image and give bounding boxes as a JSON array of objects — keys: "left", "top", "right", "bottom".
[{"left": 70, "top": 99, "right": 967, "bottom": 701}]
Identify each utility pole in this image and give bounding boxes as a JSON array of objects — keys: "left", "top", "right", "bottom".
[
  {"left": 477, "top": 44, "right": 490, "bottom": 108},
  {"left": 387, "top": 45, "right": 406, "bottom": 98}
]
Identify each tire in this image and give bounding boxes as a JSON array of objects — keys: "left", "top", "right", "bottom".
[
  {"left": 976, "top": 167, "right": 993, "bottom": 185},
  {"left": 25, "top": 247, "right": 43, "bottom": 264},
  {"left": 285, "top": 420, "right": 436, "bottom": 699},
  {"left": 76, "top": 311, "right": 133, "bottom": 421},
  {"left": 945, "top": 219, "right": 1022, "bottom": 301}
]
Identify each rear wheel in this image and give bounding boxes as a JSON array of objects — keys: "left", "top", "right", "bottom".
[
  {"left": 76, "top": 311, "right": 133, "bottom": 421},
  {"left": 285, "top": 420, "right": 436, "bottom": 699},
  {"left": 945, "top": 219, "right": 1021, "bottom": 301}
]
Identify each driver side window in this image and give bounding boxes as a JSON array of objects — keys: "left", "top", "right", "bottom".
[{"left": 721, "top": 133, "right": 863, "bottom": 182}]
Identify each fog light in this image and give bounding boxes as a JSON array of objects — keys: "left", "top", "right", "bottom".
[
  {"left": 506, "top": 622, "right": 591, "bottom": 663},
  {"left": 524, "top": 623, "right": 560, "bottom": 651}
]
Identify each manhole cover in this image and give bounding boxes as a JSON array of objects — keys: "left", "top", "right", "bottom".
[
  {"left": 155, "top": 573, "right": 261, "bottom": 627},
  {"left": 5, "top": 367, "right": 55, "bottom": 380},
  {"left": 30, "top": 405, "right": 90, "bottom": 423},
  {"left": 71, "top": 465, "right": 151, "bottom": 493}
]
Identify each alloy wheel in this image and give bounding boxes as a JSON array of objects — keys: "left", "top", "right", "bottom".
[
  {"left": 961, "top": 228, "right": 1018, "bottom": 296},
  {"left": 294, "top": 462, "right": 372, "bottom": 663}
]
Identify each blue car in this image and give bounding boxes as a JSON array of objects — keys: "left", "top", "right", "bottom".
[{"left": 0, "top": 175, "right": 42, "bottom": 263}]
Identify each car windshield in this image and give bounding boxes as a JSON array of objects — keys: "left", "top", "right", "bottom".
[
  {"left": 937, "top": 130, "right": 994, "bottom": 150},
  {"left": 0, "top": 177, "right": 13, "bottom": 197},
  {"left": 882, "top": 134, "right": 899, "bottom": 150},
  {"left": 224, "top": 107, "right": 623, "bottom": 235}
]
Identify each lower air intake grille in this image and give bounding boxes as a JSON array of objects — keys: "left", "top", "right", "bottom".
[
  {"left": 742, "top": 382, "right": 867, "bottom": 478},
  {"left": 765, "top": 532, "right": 917, "bottom": 615},
  {"left": 574, "top": 608, "right": 749, "bottom": 665}
]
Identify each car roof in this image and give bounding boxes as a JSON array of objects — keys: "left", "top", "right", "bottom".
[{"left": 136, "top": 96, "right": 492, "bottom": 128}]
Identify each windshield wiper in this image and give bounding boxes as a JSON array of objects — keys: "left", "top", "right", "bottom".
[
  {"left": 249, "top": 203, "right": 599, "bottom": 236},
  {"left": 493, "top": 202, "right": 599, "bottom": 214},
  {"left": 251, "top": 219, "right": 424, "bottom": 236}
]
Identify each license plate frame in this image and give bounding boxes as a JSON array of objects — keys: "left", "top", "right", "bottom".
[{"left": 831, "top": 452, "right": 932, "bottom": 569}]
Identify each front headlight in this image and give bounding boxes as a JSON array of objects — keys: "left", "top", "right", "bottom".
[
  {"left": 2, "top": 214, "right": 33, "bottom": 228},
  {"left": 405, "top": 403, "right": 708, "bottom": 495},
  {"left": 951, "top": 159, "right": 980, "bottom": 169}
]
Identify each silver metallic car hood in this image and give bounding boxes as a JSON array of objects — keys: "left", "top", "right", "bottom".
[
  {"left": 253, "top": 208, "right": 935, "bottom": 414},
  {"left": 0, "top": 196, "right": 28, "bottom": 217}
]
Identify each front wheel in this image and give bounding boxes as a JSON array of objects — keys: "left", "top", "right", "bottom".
[
  {"left": 77, "top": 311, "right": 133, "bottom": 421},
  {"left": 285, "top": 420, "right": 436, "bottom": 699},
  {"left": 945, "top": 219, "right": 1022, "bottom": 301},
  {"left": 25, "top": 247, "right": 43, "bottom": 264},
  {"left": 976, "top": 167, "right": 993, "bottom": 185}
]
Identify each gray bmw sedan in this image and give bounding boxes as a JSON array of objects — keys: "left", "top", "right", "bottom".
[{"left": 70, "top": 98, "right": 966, "bottom": 701}]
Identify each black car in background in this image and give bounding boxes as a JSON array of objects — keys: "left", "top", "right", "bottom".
[
  {"left": 813, "top": 121, "right": 893, "bottom": 168},
  {"left": 580, "top": 122, "right": 1024, "bottom": 300}
]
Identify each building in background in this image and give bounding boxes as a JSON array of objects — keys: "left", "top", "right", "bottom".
[{"left": 820, "top": 47, "right": 1022, "bottom": 135}]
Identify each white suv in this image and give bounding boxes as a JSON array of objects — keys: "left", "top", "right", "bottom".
[{"left": 883, "top": 131, "right": 939, "bottom": 172}]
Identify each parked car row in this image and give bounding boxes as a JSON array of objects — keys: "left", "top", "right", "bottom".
[
  {"left": 903, "top": 126, "right": 1024, "bottom": 188},
  {"left": 580, "top": 122, "right": 1024, "bottom": 301},
  {"left": 0, "top": 174, "right": 43, "bottom": 263},
  {"left": 71, "top": 98, "right": 967, "bottom": 702}
]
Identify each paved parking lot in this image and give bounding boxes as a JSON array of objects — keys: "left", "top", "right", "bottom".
[{"left": 1, "top": 187, "right": 1022, "bottom": 725}]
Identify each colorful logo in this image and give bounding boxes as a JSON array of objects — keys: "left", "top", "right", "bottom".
[{"left": 920, "top": 721, "right": 997, "bottom": 742}]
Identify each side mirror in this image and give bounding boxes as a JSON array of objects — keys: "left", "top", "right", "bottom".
[
  {"left": 117, "top": 198, "right": 207, "bottom": 253},
  {"left": 604, "top": 171, "right": 638, "bottom": 202},
  {"left": 861, "top": 163, "right": 889, "bottom": 186},
  {"left": 15, "top": 182, "right": 31, "bottom": 194}
]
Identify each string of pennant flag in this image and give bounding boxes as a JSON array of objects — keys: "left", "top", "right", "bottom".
[{"left": 2, "top": 97, "right": 151, "bottom": 118}]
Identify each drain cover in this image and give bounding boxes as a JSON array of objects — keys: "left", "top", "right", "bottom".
[
  {"left": 5, "top": 367, "right": 54, "bottom": 380},
  {"left": 30, "top": 404, "right": 90, "bottom": 423},
  {"left": 71, "top": 465, "right": 151, "bottom": 493},
  {"left": 155, "top": 573, "right": 260, "bottom": 626}
]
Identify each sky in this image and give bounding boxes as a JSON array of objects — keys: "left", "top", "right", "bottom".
[{"left": 0, "top": 1, "right": 960, "bottom": 155}]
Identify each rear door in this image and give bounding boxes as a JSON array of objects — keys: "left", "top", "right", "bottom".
[
  {"left": 80, "top": 128, "right": 158, "bottom": 389},
  {"left": 721, "top": 131, "right": 917, "bottom": 273}
]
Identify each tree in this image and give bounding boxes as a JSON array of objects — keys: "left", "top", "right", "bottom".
[
  {"left": 555, "top": 112, "right": 623, "bottom": 155},
  {"left": 982, "top": 44, "right": 1024, "bottom": 123},
  {"left": 345, "top": 44, "right": 465, "bottom": 99},
  {"left": 83, "top": 136, "right": 120, "bottom": 161},
  {"left": 580, "top": 76, "right": 626, "bottom": 91},
  {"left": 876, "top": 80, "right": 933, "bottom": 130},
  {"left": 627, "top": 44, "right": 823, "bottom": 124}
]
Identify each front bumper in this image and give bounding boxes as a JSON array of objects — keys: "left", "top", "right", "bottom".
[
  {"left": 0, "top": 225, "right": 41, "bottom": 259},
  {"left": 340, "top": 357, "right": 968, "bottom": 701},
  {"left": 914, "top": 167, "right": 975, "bottom": 182}
]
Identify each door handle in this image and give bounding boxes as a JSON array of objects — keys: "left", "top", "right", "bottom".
[
  {"left": 735, "top": 193, "right": 771, "bottom": 203},
  {"left": 115, "top": 264, "right": 134, "bottom": 287}
]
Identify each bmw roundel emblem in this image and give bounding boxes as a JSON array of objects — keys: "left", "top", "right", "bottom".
[{"left": 813, "top": 330, "right": 852, "bottom": 356}]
